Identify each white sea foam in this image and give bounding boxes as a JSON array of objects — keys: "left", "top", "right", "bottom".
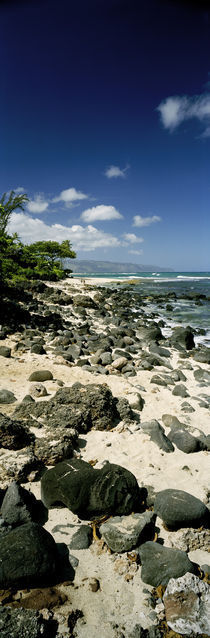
[{"left": 177, "top": 275, "right": 210, "bottom": 280}]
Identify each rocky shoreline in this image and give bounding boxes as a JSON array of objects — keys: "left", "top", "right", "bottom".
[{"left": 0, "top": 277, "right": 209, "bottom": 637}]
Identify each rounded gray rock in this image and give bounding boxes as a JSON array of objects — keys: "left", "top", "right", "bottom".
[
  {"left": 154, "top": 489, "right": 209, "bottom": 529},
  {"left": 28, "top": 370, "right": 53, "bottom": 382},
  {"left": 0, "top": 389, "right": 17, "bottom": 404},
  {"left": 0, "top": 346, "right": 11, "bottom": 358},
  {"left": 139, "top": 541, "right": 196, "bottom": 586},
  {"left": 168, "top": 429, "right": 200, "bottom": 453}
]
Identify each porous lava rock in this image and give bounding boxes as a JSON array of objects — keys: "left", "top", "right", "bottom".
[
  {"left": 154, "top": 489, "right": 210, "bottom": 529},
  {"left": 73, "top": 294, "right": 97, "bottom": 308},
  {"left": 14, "top": 382, "right": 132, "bottom": 432},
  {"left": 163, "top": 572, "right": 210, "bottom": 636},
  {"left": 41, "top": 458, "right": 143, "bottom": 519},
  {"left": 0, "top": 413, "right": 34, "bottom": 450},
  {"left": 0, "top": 522, "right": 58, "bottom": 588},
  {"left": 34, "top": 428, "right": 78, "bottom": 464},
  {"left": 0, "top": 607, "right": 57, "bottom": 638},
  {"left": 99, "top": 511, "right": 155, "bottom": 552}
]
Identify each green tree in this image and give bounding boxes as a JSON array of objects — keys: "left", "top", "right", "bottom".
[
  {"left": 0, "top": 191, "right": 76, "bottom": 284},
  {"left": 27, "top": 239, "right": 76, "bottom": 265},
  {"left": 0, "top": 190, "right": 29, "bottom": 236}
]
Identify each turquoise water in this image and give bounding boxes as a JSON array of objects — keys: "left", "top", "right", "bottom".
[{"left": 71, "top": 271, "right": 210, "bottom": 344}]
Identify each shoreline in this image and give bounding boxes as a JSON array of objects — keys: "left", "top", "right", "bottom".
[{"left": 0, "top": 277, "right": 209, "bottom": 637}]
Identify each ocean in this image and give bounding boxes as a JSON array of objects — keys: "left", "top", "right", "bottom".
[{"left": 71, "top": 271, "right": 210, "bottom": 347}]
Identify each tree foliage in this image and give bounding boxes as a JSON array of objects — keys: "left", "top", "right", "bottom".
[
  {"left": 0, "top": 191, "right": 29, "bottom": 236},
  {"left": 0, "top": 191, "right": 76, "bottom": 285}
]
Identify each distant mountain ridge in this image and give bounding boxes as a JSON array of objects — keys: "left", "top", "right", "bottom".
[{"left": 66, "top": 260, "right": 173, "bottom": 273}]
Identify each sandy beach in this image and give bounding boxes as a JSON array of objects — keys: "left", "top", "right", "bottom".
[{"left": 0, "top": 276, "right": 209, "bottom": 638}]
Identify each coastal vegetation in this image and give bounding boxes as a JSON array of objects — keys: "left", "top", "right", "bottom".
[{"left": 0, "top": 191, "right": 76, "bottom": 285}]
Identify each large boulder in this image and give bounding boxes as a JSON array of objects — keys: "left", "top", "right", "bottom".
[
  {"left": 139, "top": 541, "right": 196, "bottom": 586},
  {"left": 41, "top": 459, "right": 143, "bottom": 519},
  {"left": 154, "top": 489, "right": 210, "bottom": 529},
  {"left": 14, "top": 382, "right": 132, "bottom": 432},
  {"left": 170, "top": 327, "right": 195, "bottom": 350},
  {"left": 0, "top": 522, "right": 58, "bottom": 588}
]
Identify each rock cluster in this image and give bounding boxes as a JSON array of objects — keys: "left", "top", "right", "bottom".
[{"left": 0, "top": 280, "right": 209, "bottom": 637}]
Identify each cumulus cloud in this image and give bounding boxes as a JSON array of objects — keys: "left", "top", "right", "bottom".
[
  {"left": 133, "top": 215, "right": 161, "bottom": 227},
  {"left": 8, "top": 213, "right": 122, "bottom": 251},
  {"left": 157, "top": 92, "right": 210, "bottom": 135},
  {"left": 27, "top": 195, "right": 49, "bottom": 214},
  {"left": 104, "top": 165, "right": 129, "bottom": 178},
  {"left": 123, "top": 233, "right": 144, "bottom": 243},
  {"left": 52, "top": 187, "right": 88, "bottom": 205},
  {"left": 81, "top": 204, "right": 123, "bottom": 222}
]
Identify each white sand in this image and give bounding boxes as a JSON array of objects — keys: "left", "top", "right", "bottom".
[{"left": 0, "top": 277, "right": 209, "bottom": 637}]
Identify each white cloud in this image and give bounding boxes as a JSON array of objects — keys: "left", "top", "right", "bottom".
[
  {"left": 27, "top": 195, "right": 49, "bottom": 214},
  {"left": 128, "top": 249, "right": 143, "bottom": 255},
  {"left": 157, "top": 92, "right": 210, "bottom": 135},
  {"left": 133, "top": 215, "right": 161, "bottom": 227},
  {"left": 14, "top": 186, "right": 25, "bottom": 194},
  {"left": 104, "top": 165, "right": 129, "bottom": 178},
  {"left": 8, "top": 213, "right": 122, "bottom": 251},
  {"left": 123, "top": 233, "right": 144, "bottom": 243},
  {"left": 81, "top": 204, "right": 123, "bottom": 222},
  {"left": 52, "top": 187, "right": 88, "bottom": 205}
]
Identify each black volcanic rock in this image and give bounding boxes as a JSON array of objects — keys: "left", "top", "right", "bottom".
[
  {"left": 1, "top": 481, "right": 38, "bottom": 526},
  {"left": 41, "top": 459, "right": 143, "bottom": 519},
  {"left": 0, "top": 413, "right": 34, "bottom": 449},
  {"left": 170, "top": 326, "right": 195, "bottom": 350},
  {"left": 0, "top": 607, "right": 57, "bottom": 638},
  {"left": 0, "top": 522, "right": 58, "bottom": 588},
  {"left": 14, "top": 382, "right": 133, "bottom": 432}
]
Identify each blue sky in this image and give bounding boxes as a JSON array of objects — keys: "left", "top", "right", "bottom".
[{"left": 1, "top": 0, "right": 210, "bottom": 270}]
